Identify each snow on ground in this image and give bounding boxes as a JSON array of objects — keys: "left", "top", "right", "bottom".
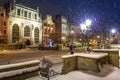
[
  {"left": 27, "top": 53, "right": 120, "bottom": 80},
  {"left": 27, "top": 67, "right": 120, "bottom": 80},
  {"left": 51, "top": 67, "right": 120, "bottom": 80}
]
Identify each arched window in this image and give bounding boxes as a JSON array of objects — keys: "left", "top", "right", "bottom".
[
  {"left": 24, "top": 26, "right": 30, "bottom": 36},
  {"left": 34, "top": 27, "right": 39, "bottom": 44},
  {"left": 12, "top": 24, "right": 19, "bottom": 43}
]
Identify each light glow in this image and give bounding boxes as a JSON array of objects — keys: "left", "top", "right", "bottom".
[
  {"left": 85, "top": 19, "right": 92, "bottom": 26},
  {"left": 111, "top": 29, "right": 116, "bottom": 34}
]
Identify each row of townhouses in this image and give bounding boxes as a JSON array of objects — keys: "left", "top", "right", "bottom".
[{"left": 0, "top": 0, "right": 71, "bottom": 46}]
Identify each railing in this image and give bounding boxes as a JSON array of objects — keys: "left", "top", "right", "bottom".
[{"left": 38, "top": 57, "right": 62, "bottom": 80}]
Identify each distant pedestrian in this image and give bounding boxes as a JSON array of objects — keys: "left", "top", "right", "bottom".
[
  {"left": 69, "top": 45, "right": 74, "bottom": 54},
  {"left": 87, "top": 47, "right": 90, "bottom": 53}
]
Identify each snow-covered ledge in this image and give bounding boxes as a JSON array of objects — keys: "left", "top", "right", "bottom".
[
  {"left": 0, "top": 60, "right": 40, "bottom": 79},
  {"left": 92, "top": 49, "right": 119, "bottom": 51},
  {"left": 62, "top": 53, "right": 108, "bottom": 74},
  {"left": 0, "top": 60, "right": 40, "bottom": 70},
  {"left": 92, "top": 49, "right": 119, "bottom": 68},
  {"left": 62, "top": 53, "right": 108, "bottom": 59}
]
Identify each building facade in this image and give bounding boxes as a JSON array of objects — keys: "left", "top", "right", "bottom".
[
  {"left": 42, "top": 15, "right": 55, "bottom": 46},
  {"left": 55, "top": 14, "right": 69, "bottom": 44},
  {"left": 0, "top": 1, "right": 42, "bottom": 45},
  {"left": 0, "top": 7, "right": 8, "bottom": 44}
]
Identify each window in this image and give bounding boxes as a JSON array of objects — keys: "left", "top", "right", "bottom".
[
  {"left": 34, "top": 14, "right": 37, "bottom": 19},
  {"left": 0, "top": 13, "right": 4, "bottom": 17},
  {"left": 12, "top": 24, "right": 19, "bottom": 43},
  {"left": 24, "top": 11, "right": 27, "bottom": 17},
  {"left": 34, "top": 27, "right": 39, "bottom": 44},
  {"left": 29, "top": 12, "right": 31, "bottom": 18},
  {"left": 17, "top": 9, "right": 20, "bottom": 16},
  {"left": 3, "top": 30, "right": 6, "bottom": 34},
  {"left": 4, "top": 21, "right": 6, "bottom": 26},
  {"left": 24, "top": 26, "right": 30, "bottom": 36}
]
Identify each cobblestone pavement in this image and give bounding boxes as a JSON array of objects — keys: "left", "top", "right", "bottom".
[{"left": 0, "top": 47, "right": 85, "bottom": 65}]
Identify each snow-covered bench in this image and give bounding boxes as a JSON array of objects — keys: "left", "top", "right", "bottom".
[{"left": 0, "top": 60, "right": 40, "bottom": 79}]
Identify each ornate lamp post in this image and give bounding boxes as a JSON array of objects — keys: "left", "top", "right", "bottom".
[{"left": 80, "top": 19, "right": 92, "bottom": 50}]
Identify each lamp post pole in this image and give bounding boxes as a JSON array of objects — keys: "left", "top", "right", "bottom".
[
  {"left": 71, "top": 30, "right": 74, "bottom": 45},
  {"left": 111, "top": 29, "right": 116, "bottom": 44},
  {"left": 80, "top": 19, "right": 92, "bottom": 52}
]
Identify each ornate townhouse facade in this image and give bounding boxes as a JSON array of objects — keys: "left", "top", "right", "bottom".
[{"left": 42, "top": 15, "right": 55, "bottom": 46}]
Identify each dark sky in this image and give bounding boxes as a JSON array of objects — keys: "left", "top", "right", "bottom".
[{"left": 1, "top": 0, "right": 120, "bottom": 31}]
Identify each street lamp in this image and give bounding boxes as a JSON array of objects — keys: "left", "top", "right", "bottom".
[
  {"left": 111, "top": 29, "right": 116, "bottom": 44},
  {"left": 80, "top": 19, "right": 92, "bottom": 51},
  {"left": 86, "top": 19, "right": 92, "bottom": 26}
]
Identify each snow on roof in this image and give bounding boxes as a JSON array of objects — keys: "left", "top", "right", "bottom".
[{"left": 62, "top": 53, "right": 108, "bottom": 59}]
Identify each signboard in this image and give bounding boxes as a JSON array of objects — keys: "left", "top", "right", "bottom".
[{"left": 47, "top": 15, "right": 53, "bottom": 24}]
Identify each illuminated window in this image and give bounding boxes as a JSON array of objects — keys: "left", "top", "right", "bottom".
[{"left": 24, "top": 26, "right": 30, "bottom": 36}]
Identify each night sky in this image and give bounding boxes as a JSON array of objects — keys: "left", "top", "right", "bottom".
[{"left": 0, "top": 0, "right": 120, "bottom": 31}]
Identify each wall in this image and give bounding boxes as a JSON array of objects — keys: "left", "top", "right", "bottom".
[{"left": 62, "top": 56, "right": 77, "bottom": 74}]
